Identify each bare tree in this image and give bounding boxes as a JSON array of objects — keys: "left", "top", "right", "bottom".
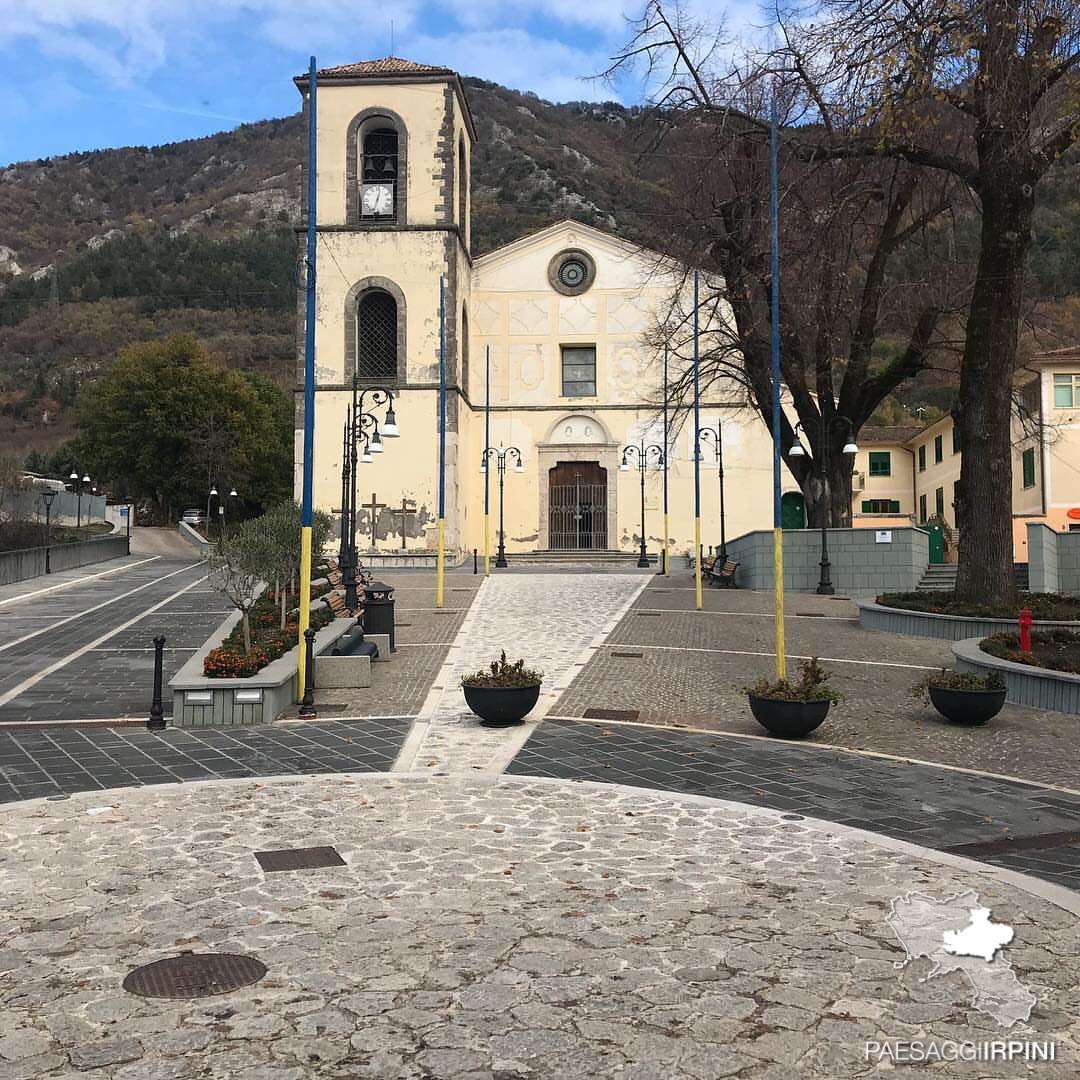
[
  {"left": 607, "top": 4, "right": 966, "bottom": 527},
  {"left": 762, "top": 0, "right": 1080, "bottom": 600}
]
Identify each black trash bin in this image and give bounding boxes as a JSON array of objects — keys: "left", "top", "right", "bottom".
[{"left": 362, "top": 581, "right": 395, "bottom": 652}]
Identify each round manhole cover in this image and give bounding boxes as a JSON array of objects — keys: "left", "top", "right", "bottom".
[{"left": 123, "top": 952, "right": 267, "bottom": 998}]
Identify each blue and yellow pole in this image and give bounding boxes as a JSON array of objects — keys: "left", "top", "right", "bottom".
[
  {"left": 297, "top": 55, "right": 317, "bottom": 700},
  {"left": 770, "top": 95, "right": 786, "bottom": 679},
  {"left": 436, "top": 275, "right": 447, "bottom": 608},
  {"left": 484, "top": 344, "right": 491, "bottom": 575},
  {"left": 662, "top": 346, "right": 670, "bottom": 577},
  {"left": 693, "top": 273, "right": 702, "bottom": 610}
]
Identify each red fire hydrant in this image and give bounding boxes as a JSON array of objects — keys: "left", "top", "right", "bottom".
[{"left": 1019, "top": 607, "right": 1033, "bottom": 653}]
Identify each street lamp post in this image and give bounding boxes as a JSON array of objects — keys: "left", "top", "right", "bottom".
[
  {"left": 787, "top": 415, "right": 859, "bottom": 594},
  {"left": 40, "top": 490, "right": 56, "bottom": 573},
  {"left": 69, "top": 471, "right": 90, "bottom": 534},
  {"left": 620, "top": 440, "right": 665, "bottom": 568},
  {"left": 697, "top": 424, "right": 727, "bottom": 561},
  {"left": 342, "top": 375, "right": 400, "bottom": 610},
  {"left": 481, "top": 446, "right": 523, "bottom": 569}
]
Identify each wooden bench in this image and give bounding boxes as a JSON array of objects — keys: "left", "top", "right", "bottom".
[
  {"left": 325, "top": 591, "right": 346, "bottom": 615},
  {"left": 327, "top": 569, "right": 343, "bottom": 587},
  {"left": 704, "top": 557, "right": 738, "bottom": 587}
]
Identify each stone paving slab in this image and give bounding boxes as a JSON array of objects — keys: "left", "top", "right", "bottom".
[
  {"left": 0, "top": 560, "right": 217, "bottom": 725},
  {"left": 394, "top": 573, "right": 649, "bottom": 774},
  {"left": 0, "top": 719, "right": 411, "bottom": 803},
  {"left": 1, "top": 774, "right": 1078, "bottom": 1079},
  {"left": 554, "top": 574, "right": 1080, "bottom": 789},
  {"left": 508, "top": 718, "right": 1080, "bottom": 891}
]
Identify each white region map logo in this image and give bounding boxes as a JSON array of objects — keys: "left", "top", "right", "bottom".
[{"left": 886, "top": 890, "right": 1037, "bottom": 1028}]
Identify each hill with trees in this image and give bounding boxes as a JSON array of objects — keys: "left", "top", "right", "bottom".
[{"left": 0, "top": 74, "right": 1076, "bottom": 457}]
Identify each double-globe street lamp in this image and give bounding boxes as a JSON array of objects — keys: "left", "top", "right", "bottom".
[
  {"left": 208, "top": 485, "right": 239, "bottom": 537},
  {"left": 69, "top": 470, "right": 91, "bottom": 533},
  {"left": 697, "top": 424, "right": 727, "bottom": 561},
  {"left": 341, "top": 376, "right": 400, "bottom": 610},
  {"left": 620, "top": 440, "right": 665, "bottom": 569},
  {"left": 787, "top": 415, "right": 859, "bottom": 595},
  {"left": 480, "top": 446, "right": 523, "bottom": 569}
]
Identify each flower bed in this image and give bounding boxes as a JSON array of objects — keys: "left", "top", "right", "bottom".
[
  {"left": 203, "top": 590, "right": 334, "bottom": 678},
  {"left": 980, "top": 629, "right": 1080, "bottom": 674},
  {"left": 878, "top": 591, "right": 1080, "bottom": 621}
]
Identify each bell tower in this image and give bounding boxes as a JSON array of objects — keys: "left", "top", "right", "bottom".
[{"left": 294, "top": 58, "right": 474, "bottom": 554}]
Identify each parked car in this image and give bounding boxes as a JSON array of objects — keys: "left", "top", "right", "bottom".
[{"left": 181, "top": 509, "right": 206, "bottom": 527}]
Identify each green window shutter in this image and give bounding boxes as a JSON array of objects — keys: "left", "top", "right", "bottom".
[
  {"left": 935, "top": 487, "right": 944, "bottom": 516},
  {"left": 952, "top": 426, "right": 961, "bottom": 454},
  {"left": 1023, "top": 447, "right": 1036, "bottom": 488},
  {"left": 934, "top": 435, "right": 943, "bottom": 463},
  {"left": 861, "top": 500, "right": 872, "bottom": 513},
  {"left": 918, "top": 445, "right": 926, "bottom": 471},
  {"left": 890, "top": 500, "right": 900, "bottom": 513},
  {"left": 919, "top": 494, "right": 927, "bottom": 522},
  {"left": 869, "top": 451, "right": 891, "bottom": 476}
]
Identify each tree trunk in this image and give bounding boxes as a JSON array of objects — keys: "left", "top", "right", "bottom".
[
  {"left": 954, "top": 178, "right": 1033, "bottom": 605},
  {"left": 242, "top": 612, "right": 252, "bottom": 654},
  {"left": 794, "top": 439, "right": 855, "bottom": 529}
]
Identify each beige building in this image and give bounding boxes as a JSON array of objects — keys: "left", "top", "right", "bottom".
[
  {"left": 848, "top": 345, "right": 1080, "bottom": 562},
  {"left": 293, "top": 57, "right": 778, "bottom": 561}
]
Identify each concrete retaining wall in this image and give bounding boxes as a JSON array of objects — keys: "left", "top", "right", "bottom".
[
  {"left": 1026, "top": 523, "right": 1080, "bottom": 594},
  {"left": 953, "top": 637, "right": 1080, "bottom": 714},
  {"left": 858, "top": 600, "right": 1080, "bottom": 641},
  {"left": 13, "top": 489, "right": 105, "bottom": 527},
  {"left": 725, "top": 527, "right": 928, "bottom": 595},
  {"left": 0, "top": 535, "right": 128, "bottom": 586}
]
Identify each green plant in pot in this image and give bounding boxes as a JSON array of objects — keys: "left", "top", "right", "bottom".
[
  {"left": 461, "top": 651, "right": 544, "bottom": 727},
  {"left": 911, "top": 669, "right": 1006, "bottom": 725},
  {"left": 744, "top": 658, "right": 841, "bottom": 738}
]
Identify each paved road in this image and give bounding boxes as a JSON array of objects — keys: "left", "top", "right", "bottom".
[{"left": 0, "top": 556, "right": 220, "bottom": 724}]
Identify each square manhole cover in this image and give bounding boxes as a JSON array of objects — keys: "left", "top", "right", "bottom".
[
  {"left": 583, "top": 708, "right": 640, "bottom": 722},
  {"left": 254, "top": 846, "right": 347, "bottom": 872}
]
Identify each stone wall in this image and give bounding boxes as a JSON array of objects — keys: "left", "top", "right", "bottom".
[
  {"left": 0, "top": 536, "right": 127, "bottom": 586},
  {"left": 725, "top": 527, "right": 928, "bottom": 595}
]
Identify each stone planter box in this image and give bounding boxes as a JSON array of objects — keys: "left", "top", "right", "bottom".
[
  {"left": 858, "top": 601, "right": 1080, "bottom": 641},
  {"left": 953, "top": 637, "right": 1080, "bottom": 715},
  {"left": 169, "top": 611, "right": 355, "bottom": 727}
]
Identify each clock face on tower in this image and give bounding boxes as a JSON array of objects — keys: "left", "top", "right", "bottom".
[{"left": 361, "top": 183, "right": 395, "bottom": 217}]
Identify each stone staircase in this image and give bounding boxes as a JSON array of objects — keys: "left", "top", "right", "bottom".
[
  {"left": 503, "top": 549, "right": 658, "bottom": 568},
  {"left": 916, "top": 563, "right": 958, "bottom": 591}
]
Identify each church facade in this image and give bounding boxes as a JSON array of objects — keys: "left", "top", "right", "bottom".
[{"left": 293, "top": 58, "right": 778, "bottom": 560}]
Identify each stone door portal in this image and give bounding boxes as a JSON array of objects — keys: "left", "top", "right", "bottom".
[{"left": 548, "top": 462, "right": 608, "bottom": 550}]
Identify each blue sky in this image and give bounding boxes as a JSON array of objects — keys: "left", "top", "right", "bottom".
[{"left": 0, "top": 1, "right": 766, "bottom": 165}]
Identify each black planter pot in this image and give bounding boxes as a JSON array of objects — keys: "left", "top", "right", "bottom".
[
  {"left": 927, "top": 684, "right": 1006, "bottom": 725},
  {"left": 462, "top": 683, "right": 542, "bottom": 726},
  {"left": 747, "top": 694, "right": 830, "bottom": 738}
]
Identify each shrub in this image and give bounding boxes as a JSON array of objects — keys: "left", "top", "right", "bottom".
[
  {"left": 910, "top": 669, "right": 1005, "bottom": 701},
  {"left": 744, "top": 657, "right": 841, "bottom": 704},
  {"left": 461, "top": 650, "right": 543, "bottom": 688}
]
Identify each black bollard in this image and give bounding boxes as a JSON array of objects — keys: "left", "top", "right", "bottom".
[
  {"left": 147, "top": 635, "right": 166, "bottom": 730},
  {"left": 299, "top": 626, "right": 317, "bottom": 717},
  {"left": 473, "top": 548, "right": 478, "bottom": 574}
]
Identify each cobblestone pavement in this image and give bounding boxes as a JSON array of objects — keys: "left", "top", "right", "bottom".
[
  {"left": 552, "top": 574, "right": 1080, "bottom": 790},
  {"left": 284, "top": 576, "right": 485, "bottom": 722},
  {"left": 4, "top": 775, "right": 1080, "bottom": 1079},
  {"left": 508, "top": 718, "right": 1080, "bottom": 891},
  {"left": 394, "top": 573, "right": 649, "bottom": 774},
  {"left": 0, "top": 558, "right": 219, "bottom": 725}
]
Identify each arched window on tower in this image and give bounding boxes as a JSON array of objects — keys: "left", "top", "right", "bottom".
[
  {"left": 460, "top": 305, "right": 469, "bottom": 395},
  {"left": 357, "top": 289, "right": 398, "bottom": 380},
  {"left": 361, "top": 126, "right": 398, "bottom": 220},
  {"left": 457, "top": 136, "right": 468, "bottom": 237}
]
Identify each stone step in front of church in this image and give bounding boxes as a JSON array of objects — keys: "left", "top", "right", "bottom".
[{"left": 507, "top": 549, "right": 658, "bottom": 566}]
